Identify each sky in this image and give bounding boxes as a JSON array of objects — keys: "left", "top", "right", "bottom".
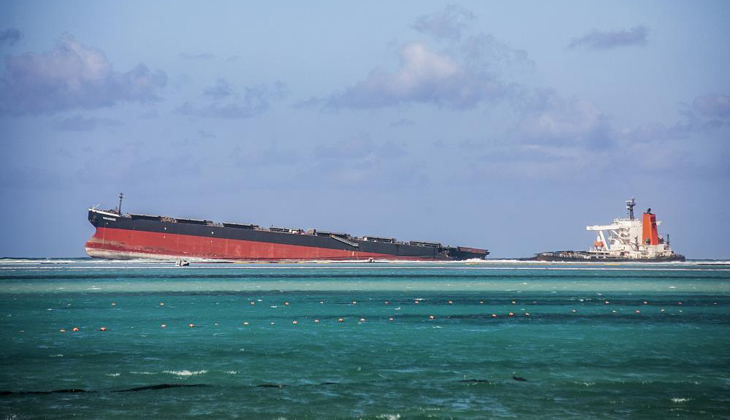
[{"left": 0, "top": 0, "right": 729, "bottom": 259}]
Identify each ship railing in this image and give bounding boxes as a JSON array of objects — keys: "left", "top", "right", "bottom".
[{"left": 330, "top": 235, "right": 359, "bottom": 247}]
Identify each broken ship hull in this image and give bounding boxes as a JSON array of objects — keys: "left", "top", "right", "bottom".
[
  {"left": 84, "top": 209, "right": 488, "bottom": 261},
  {"left": 531, "top": 251, "right": 686, "bottom": 262}
]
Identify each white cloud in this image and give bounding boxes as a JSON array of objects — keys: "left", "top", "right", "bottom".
[
  {"left": 411, "top": 5, "right": 475, "bottom": 41},
  {"left": 327, "top": 43, "right": 507, "bottom": 109},
  {"left": 0, "top": 33, "right": 167, "bottom": 115}
]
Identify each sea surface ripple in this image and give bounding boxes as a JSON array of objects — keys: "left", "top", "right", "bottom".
[{"left": 1, "top": 259, "right": 729, "bottom": 418}]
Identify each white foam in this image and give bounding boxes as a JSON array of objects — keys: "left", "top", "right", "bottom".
[
  {"left": 671, "top": 397, "right": 690, "bottom": 403},
  {"left": 163, "top": 369, "right": 208, "bottom": 377}
]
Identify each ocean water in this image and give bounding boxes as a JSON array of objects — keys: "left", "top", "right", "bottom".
[{"left": 1, "top": 260, "right": 729, "bottom": 419}]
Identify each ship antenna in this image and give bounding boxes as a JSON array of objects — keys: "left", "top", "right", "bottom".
[
  {"left": 626, "top": 197, "right": 636, "bottom": 220},
  {"left": 118, "top": 193, "right": 125, "bottom": 215}
]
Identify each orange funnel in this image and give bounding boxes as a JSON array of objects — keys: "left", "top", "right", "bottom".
[{"left": 642, "top": 213, "right": 659, "bottom": 245}]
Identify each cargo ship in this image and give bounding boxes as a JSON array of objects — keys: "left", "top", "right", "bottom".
[
  {"left": 532, "top": 198, "right": 685, "bottom": 262},
  {"left": 84, "top": 194, "right": 489, "bottom": 261}
]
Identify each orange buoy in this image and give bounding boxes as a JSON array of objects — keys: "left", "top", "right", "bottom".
[
  {"left": 292, "top": 320, "right": 298, "bottom": 325},
  {"left": 359, "top": 318, "right": 365, "bottom": 322},
  {"left": 508, "top": 312, "right": 514, "bottom": 317},
  {"left": 111, "top": 302, "right": 116, "bottom": 307},
  {"left": 414, "top": 300, "right": 420, "bottom": 304},
  {"left": 99, "top": 327, "right": 106, "bottom": 331},
  {"left": 250, "top": 301, "right": 255, "bottom": 305},
  {"left": 572, "top": 309, "right": 577, "bottom": 313},
  {"left": 491, "top": 314, "right": 497, "bottom": 318},
  {"left": 59, "top": 329, "right": 66, "bottom": 333},
  {"left": 314, "top": 319, "right": 320, "bottom": 323},
  {"left": 72, "top": 327, "right": 79, "bottom": 332},
  {"left": 161, "top": 324, "right": 167, "bottom": 328},
  {"left": 243, "top": 321, "right": 249, "bottom": 326},
  {"left": 188, "top": 323, "right": 194, "bottom": 328},
  {"left": 511, "top": 300, "right": 516, "bottom": 304},
  {"left": 385, "top": 301, "right": 390, "bottom": 305},
  {"left": 338, "top": 318, "right": 344, "bottom": 323},
  {"left": 429, "top": 315, "right": 435, "bottom": 320},
  {"left": 643, "top": 301, "right": 648, "bottom": 305},
  {"left": 635, "top": 310, "right": 641, "bottom": 314},
  {"left": 284, "top": 301, "right": 290, "bottom": 306},
  {"left": 388, "top": 317, "right": 394, "bottom": 321},
  {"left": 660, "top": 308, "right": 665, "bottom": 312},
  {"left": 604, "top": 300, "right": 610, "bottom": 305},
  {"left": 448, "top": 300, "right": 453, "bottom": 305},
  {"left": 352, "top": 301, "right": 357, "bottom": 305},
  {"left": 160, "top": 302, "right": 164, "bottom": 306},
  {"left": 525, "top": 312, "right": 530, "bottom": 317}
]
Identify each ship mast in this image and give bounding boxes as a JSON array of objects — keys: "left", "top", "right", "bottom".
[
  {"left": 118, "top": 193, "right": 125, "bottom": 215},
  {"left": 626, "top": 197, "right": 636, "bottom": 220}
]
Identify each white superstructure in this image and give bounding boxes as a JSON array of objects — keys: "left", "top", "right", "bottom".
[{"left": 585, "top": 198, "right": 678, "bottom": 260}]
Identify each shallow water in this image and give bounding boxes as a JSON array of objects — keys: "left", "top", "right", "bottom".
[{"left": 1, "top": 260, "right": 729, "bottom": 418}]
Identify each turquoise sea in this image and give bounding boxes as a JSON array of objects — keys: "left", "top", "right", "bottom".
[{"left": 1, "top": 259, "right": 729, "bottom": 418}]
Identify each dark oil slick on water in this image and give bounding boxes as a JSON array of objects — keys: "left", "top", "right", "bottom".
[{"left": 1, "top": 260, "right": 729, "bottom": 418}]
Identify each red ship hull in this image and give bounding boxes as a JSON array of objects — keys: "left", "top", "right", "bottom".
[
  {"left": 86, "top": 227, "right": 435, "bottom": 261},
  {"left": 84, "top": 208, "right": 489, "bottom": 261}
]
